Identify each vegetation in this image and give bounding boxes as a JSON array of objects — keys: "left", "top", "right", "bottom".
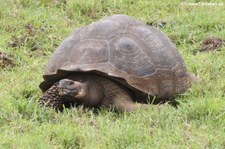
[{"left": 0, "top": 0, "right": 224, "bottom": 148}]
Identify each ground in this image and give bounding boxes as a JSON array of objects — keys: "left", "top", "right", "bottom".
[{"left": 0, "top": 0, "right": 224, "bottom": 148}]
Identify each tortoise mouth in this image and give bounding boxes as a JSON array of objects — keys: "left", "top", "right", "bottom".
[
  {"left": 58, "top": 88, "right": 78, "bottom": 96},
  {"left": 58, "top": 87, "right": 85, "bottom": 102}
]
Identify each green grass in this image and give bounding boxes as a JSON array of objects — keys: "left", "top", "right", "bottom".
[{"left": 0, "top": 0, "right": 225, "bottom": 148}]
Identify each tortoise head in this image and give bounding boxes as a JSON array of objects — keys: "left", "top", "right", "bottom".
[{"left": 58, "top": 79, "right": 87, "bottom": 101}]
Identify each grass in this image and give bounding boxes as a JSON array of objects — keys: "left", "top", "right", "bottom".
[{"left": 0, "top": 0, "right": 225, "bottom": 148}]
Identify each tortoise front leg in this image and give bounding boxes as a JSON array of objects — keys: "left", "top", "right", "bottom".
[
  {"left": 39, "top": 83, "right": 64, "bottom": 111},
  {"left": 103, "top": 82, "right": 149, "bottom": 112},
  {"left": 112, "top": 96, "right": 149, "bottom": 112}
]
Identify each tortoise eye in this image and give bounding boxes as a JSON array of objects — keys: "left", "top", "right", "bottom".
[{"left": 68, "top": 81, "right": 74, "bottom": 85}]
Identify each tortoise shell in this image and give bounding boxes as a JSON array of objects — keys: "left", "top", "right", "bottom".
[{"left": 40, "top": 14, "right": 191, "bottom": 99}]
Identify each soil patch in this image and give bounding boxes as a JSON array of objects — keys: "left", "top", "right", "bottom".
[
  {"left": 0, "top": 52, "right": 15, "bottom": 68},
  {"left": 200, "top": 37, "right": 224, "bottom": 52}
]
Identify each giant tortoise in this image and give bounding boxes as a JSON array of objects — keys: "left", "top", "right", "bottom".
[{"left": 39, "top": 14, "right": 197, "bottom": 112}]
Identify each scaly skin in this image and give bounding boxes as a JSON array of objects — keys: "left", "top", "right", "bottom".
[{"left": 39, "top": 83, "right": 64, "bottom": 111}]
